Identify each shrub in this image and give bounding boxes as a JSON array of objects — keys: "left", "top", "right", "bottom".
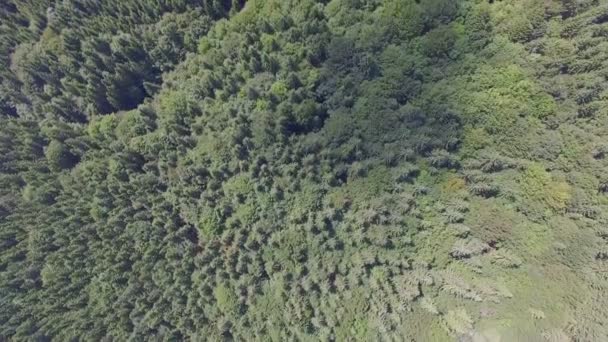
[
  {"left": 443, "top": 308, "right": 473, "bottom": 335},
  {"left": 419, "top": 296, "right": 440, "bottom": 315},
  {"left": 448, "top": 224, "right": 471, "bottom": 238},
  {"left": 519, "top": 164, "right": 571, "bottom": 211},
  {"left": 468, "top": 183, "right": 500, "bottom": 198},
  {"left": 429, "top": 149, "right": 460, "bottom": 169},
  {"left": 420, "top": 24, "right": 459, "bottom": 59},
  {"left": 450, "top": 238, "right": 490, "bottom": 259},
  {"left": 45, "top": 140, "right": 78, "bottom": 171},
  {"left": 488, "top": 248, "right": 523, "bottom": 268},
  {"left": 215, "top": 283, "right": 239, "bottom": 315}
]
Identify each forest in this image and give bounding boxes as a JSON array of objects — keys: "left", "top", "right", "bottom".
[{"left": 2, "top": 0, "right": 608, "bottom": 340}]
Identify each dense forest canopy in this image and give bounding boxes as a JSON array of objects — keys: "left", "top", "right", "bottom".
[{"left": 2, "top": 0, "right": 608, "bottom": 340}]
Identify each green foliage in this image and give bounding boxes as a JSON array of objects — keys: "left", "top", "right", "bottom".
[
  {"left": 115, "top": 109, "right": 155, "bottom": 143},
  {"left": 333, "top": 289, "right": 372, "bottom": 341},
  {"left": 1, "top": 0, "right": 241, "bottom": 121},
  {"left": 519, "top": 164, "right": 571, "bottom": 211},
  {"left": 491, "top": 0, "right": 546, "bottom": 42},
  {"left": 381, "top": 0, "right": 425, "bottom": 39},
  {"left": 215, "top": 283, "right": 239, "bottom": 315},
  {"left": 199, "top": 208, "right": 223, "bottom": 238},
  {"left": 87, "top": 114, "right": 119, "bottom": 141},
  {"left": 421, "top": 24, "right": 460, "bottom": 59},
  {"left": 2, "top": 0, "right": 608, "bottom": 340},
  {"left": 45, "top": 140, "right": 77, "bottom": 171},
  {"left": 443, "top": 308, "right": 473, "bottom": 336}
]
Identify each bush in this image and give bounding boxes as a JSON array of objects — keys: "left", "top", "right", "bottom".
[
  {"left": 420, "top": 25, "right": 459, "bottom": 59},
  {"left": 450, "top": 238, "right": 490, "bottom": 259},
  {"left": 45, "top": 140, "right": 77, "bottom": 171},
  {"left": 115, "top": 109, "right": 155, "bottom": 142},
  {"left": 468, "top": 183, "right": 500, "bottom": 198},
  {"left": 215, "top": 283, "right": 239, "bottom": 314},
  {"left": 492, "top": 0, "right": 546, "bottom": 42},
  {"left": 519, "top": 164, "right": 571, "bottom": 211}
]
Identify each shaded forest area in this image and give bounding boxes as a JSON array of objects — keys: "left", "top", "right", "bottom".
[{"left": 2, "top": 0, "right": 608, "bottom": 340}]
